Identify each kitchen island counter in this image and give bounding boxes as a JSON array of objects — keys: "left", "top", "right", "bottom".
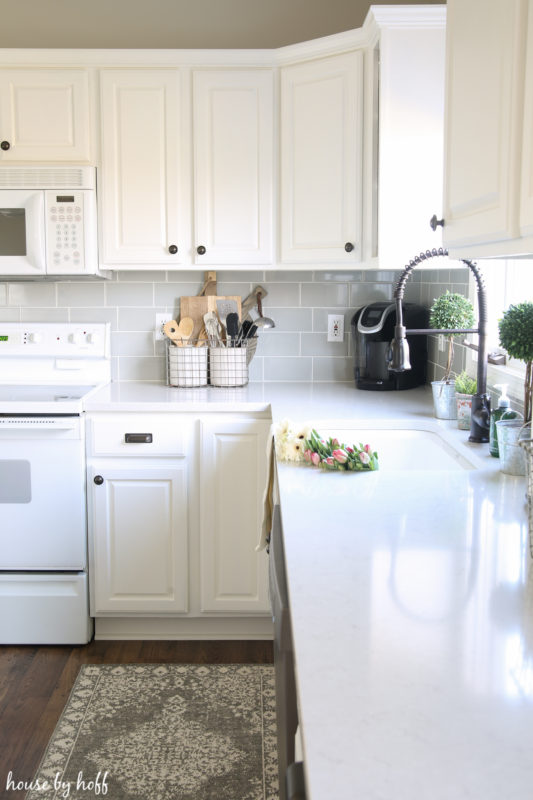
[{"left": 84, "top": 381, "right": 531, "bottom": 800}]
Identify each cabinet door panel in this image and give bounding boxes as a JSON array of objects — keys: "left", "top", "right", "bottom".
[
  {"left": 89, "top": 463, "right": 188, "bottom": 614},
  {"left": 0, "top": 69, "right": 90, "bottom": 162},
  {"left": 281, "top": 51, "right": 363, "bottom": 263},
  {"left": 100, "top": 70, "right": 189, "bottom": 267},
  {"left": 520, "top": 0, "right": 533, "bottom": 236},
  {"left": 443, "top": 0, "right": 527, "bottom": 248},
  {"left": 200, "top": 419, "right": 270, "bottom": 613},
  {"left": 193, "top": 70, "right": 273, "bottom": 264}
]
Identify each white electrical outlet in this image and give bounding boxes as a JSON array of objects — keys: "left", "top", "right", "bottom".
[
  {"left": 155, "top": 313, "right": 171, "bottom": 341},
  {"left": 438, "top": 334, "right": 445, "bottom": 352},
  {"left": 327, "top": 314, "right": 344, "bottom": 342}
]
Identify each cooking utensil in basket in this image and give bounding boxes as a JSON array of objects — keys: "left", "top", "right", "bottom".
[
  {"left": 204, "top": 311, "right": 223, "bottom": 347},
  {"left": 226, "top": 312, "right": 240, "bottom": 346},
  {"left": 254, "top": 291, "right": 275, "bottom": 329},
  {"left": 163, "top": 317, "right": 194, "bottom": 346}
]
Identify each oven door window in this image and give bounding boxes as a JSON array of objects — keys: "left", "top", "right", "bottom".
[
  {"left": 0, "top": 460, "right": 31, "bottom": 503},
  {"left": 0, "top": 190, "right": 45, "bottom": 275}
]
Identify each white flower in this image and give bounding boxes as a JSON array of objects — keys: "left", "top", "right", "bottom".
[
  {"left": 274, "top": 419, "right": 292, "bottom": 438},
  {"left": 283, "top": 438, "right": 305, "bottom": 462}
]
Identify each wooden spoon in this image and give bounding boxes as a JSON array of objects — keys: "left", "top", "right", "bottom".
[
  {"left": 163, "top": 320, "right": 181, "bottom": 344},
  {"left": 177, "top": 316, "right": 194, "bottom": 346}
]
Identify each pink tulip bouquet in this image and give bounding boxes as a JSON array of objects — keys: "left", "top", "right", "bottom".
[{"left": 302, "top": 428, "right": 378, "bottom": 472}]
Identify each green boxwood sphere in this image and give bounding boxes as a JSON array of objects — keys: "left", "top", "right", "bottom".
[{"left": 498, "top": 302, "right": 533, "bottom": 363}]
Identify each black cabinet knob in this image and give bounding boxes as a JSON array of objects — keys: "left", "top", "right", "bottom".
[
  {"left": 168, "top": 244, "right": 178, "bottom": 254},
  {"left": 344, "top": 242, "right": 354, "bottom": 252},
  {"left": 196, "top": 245, "right": 206, "bottom": 255},
  {"left": 0, "top": 141, "right": 10, "bottom": 151},
  {"left": 94, "top": 475, "right": 104, "bottom": 485},
  {"left": 430, "top": 214, "right": 445, "bottom": 231}
]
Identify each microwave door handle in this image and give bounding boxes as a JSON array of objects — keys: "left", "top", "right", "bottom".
[{"left": 25, "top": 191, "right": 46, "bottom": 274}]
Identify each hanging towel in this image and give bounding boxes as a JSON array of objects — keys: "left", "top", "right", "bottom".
[{"left": 256, "top": 426, "right": 276, "bottom": 552}]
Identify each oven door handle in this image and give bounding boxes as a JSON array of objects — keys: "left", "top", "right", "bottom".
[
  {"left": 124, "top": 433, "right": 153, "bottom": 444},
  {"left": 0, "top": 417, "right": 79, "bottom": 430}
]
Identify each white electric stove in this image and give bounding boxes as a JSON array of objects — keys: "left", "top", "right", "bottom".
[{"left": 0, "top": 322, "right": 111, "bottom": 644}]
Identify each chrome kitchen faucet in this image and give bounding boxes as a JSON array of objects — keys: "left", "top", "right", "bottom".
[{"left": 387, "top": 247, "right": 491, "bottom": 443}]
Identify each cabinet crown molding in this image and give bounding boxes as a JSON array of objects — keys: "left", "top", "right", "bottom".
[{"left": 366, "top": 4, "right": 446, "bottom": 30}]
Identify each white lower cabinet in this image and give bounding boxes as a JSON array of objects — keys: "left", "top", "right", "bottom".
[
  {"left": 88, "top": 461, "right": 189, "bottom": 614},
  {"left": 86, "top": 412, "right": 271, "bottom": 637},
  {"left": 199, "top": 418, "right": 271, "bottom": 614}
]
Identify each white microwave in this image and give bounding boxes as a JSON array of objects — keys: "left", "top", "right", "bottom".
[{"left": 0, "top": 166, "right": 105, "bottom": 278}]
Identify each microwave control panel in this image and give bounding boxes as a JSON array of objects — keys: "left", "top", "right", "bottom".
[{"left": 45, "top": 191, "right": 85, "bottom": 272}]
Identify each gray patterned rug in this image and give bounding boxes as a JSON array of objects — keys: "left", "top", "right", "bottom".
[{"left": 26, "top": 664, "right": 279, "bottom": 800}]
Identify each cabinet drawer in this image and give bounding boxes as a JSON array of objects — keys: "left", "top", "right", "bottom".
[{"left": 87, "top": 414, "right": 189, "bottom": 457}]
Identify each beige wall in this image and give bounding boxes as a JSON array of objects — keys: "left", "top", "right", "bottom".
[{"left": 0, "top": 0, "right": 443, "bottom": 49}]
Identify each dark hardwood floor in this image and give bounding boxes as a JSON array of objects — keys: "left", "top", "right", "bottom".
[{"left": 0, "top": 639, "right": 273, "bottom": 798}]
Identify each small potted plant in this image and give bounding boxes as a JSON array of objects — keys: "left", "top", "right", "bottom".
[
  {"left": 498, "top": 302, "right": 533, "bottom": 423},
  {"left": 497, "top": 302, "right": 533, "bottom": 475},
  {"left": 454, "top": 370, "right": 477, "bottom": 430},
  {"left": 429, "top": 291, "right": 475, "bottom": 419}
]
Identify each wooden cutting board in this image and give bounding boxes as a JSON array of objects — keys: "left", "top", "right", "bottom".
[{"left": 180, "top": 295, "right": 242, "bottom": 340}]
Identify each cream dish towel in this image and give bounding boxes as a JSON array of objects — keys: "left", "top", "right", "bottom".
[{"left": 256, "top": 426, "right": 275, "bottom": 552}]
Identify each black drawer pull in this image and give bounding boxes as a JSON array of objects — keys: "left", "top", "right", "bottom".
[{"left": 125, "top": 433, "right": 153, "bottom": 443}]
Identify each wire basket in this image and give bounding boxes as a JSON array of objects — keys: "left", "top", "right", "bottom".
[
  {"left": 167, "top": 341, "right": 208, "bottom": 387},
  {"left": 519, "top": 438, "right": 533, "bottom": 557},
  {"left": 209, "top": 340, "right": 257, "bottom": 387}
]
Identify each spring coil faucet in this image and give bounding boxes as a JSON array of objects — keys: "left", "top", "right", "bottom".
[{"left": 387, "top": 247, "right": 490, "bottom": 443}]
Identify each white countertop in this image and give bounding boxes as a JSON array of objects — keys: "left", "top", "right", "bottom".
[
  {"left": 85, "top": 379, "right": 436, "bottom": 419},
  {"left": 84, "top": 381, "right": 532, "bottom": 799}
]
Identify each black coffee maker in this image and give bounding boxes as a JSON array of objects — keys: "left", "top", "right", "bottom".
[{"left": 351, "top": 301, "right": 428, "bottom": 390}]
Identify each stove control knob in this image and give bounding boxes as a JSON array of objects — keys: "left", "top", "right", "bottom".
[
  {"left": 69, "top": 331, "right": 84, "bottom": 345},
  {"left": 86, "top": 332, "right": 100, "bottom": 345},
  {"left": 27, "top": 332, "right": 43, "bottom": 344}
]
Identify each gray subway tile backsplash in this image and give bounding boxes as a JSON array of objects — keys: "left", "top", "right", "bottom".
[
  {"left": 301, "top": 282, "right": 349, "bottom": 307},
  {"left": 8, "top": 282, "right": 57, "bottom": 307},
  {"left": 264, "top": 355, "right": 313, "bottom": 382},
  {"left": 313, "top": 356, "right": 354, "bottom": 382},
  {"left": 57, "top": 282, "right": 105, "bottom": 307},
  {"left": 2, "top": 267, "right": 471, "bottom": 383}
]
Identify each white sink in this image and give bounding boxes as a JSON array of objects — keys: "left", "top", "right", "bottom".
[{"left": 319, "top": 426, "right": 477, "bottom": 471}]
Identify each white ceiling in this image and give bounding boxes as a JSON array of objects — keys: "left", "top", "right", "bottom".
[{"left": 0, "top": 0, "right": 444, "bottom": 49}]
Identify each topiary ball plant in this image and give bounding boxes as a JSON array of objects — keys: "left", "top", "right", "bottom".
[
  {"left": 498, "top": 301, "right": 533, "bottom": 422},
  {"left": 429, "top": 291, "right": 476, "bottom": 383}
]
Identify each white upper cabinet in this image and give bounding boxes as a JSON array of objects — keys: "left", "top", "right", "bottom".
[
  {"left": 372, "top": 9, "right": 446, "bottom": 270},
  {"left": 193, "top": 69, "right": 273, "bottom": 265},
  {"left": 442, "top": 0, "right": 532, "bottom": 257},
  {"left": 280, "top": 51, "right": 363, "bottom": 264},
  {"left": 0, "top": 69, "right": 91, "bottom": 162},
  {"left": 99, "top": 67, "right": 273, "bottom": 269},
  {"left": 99, "top": 69, "right": 190, "bottom": 268},
  {"left": 519, "top": 2, "right": 533, "bottom": 239}
]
